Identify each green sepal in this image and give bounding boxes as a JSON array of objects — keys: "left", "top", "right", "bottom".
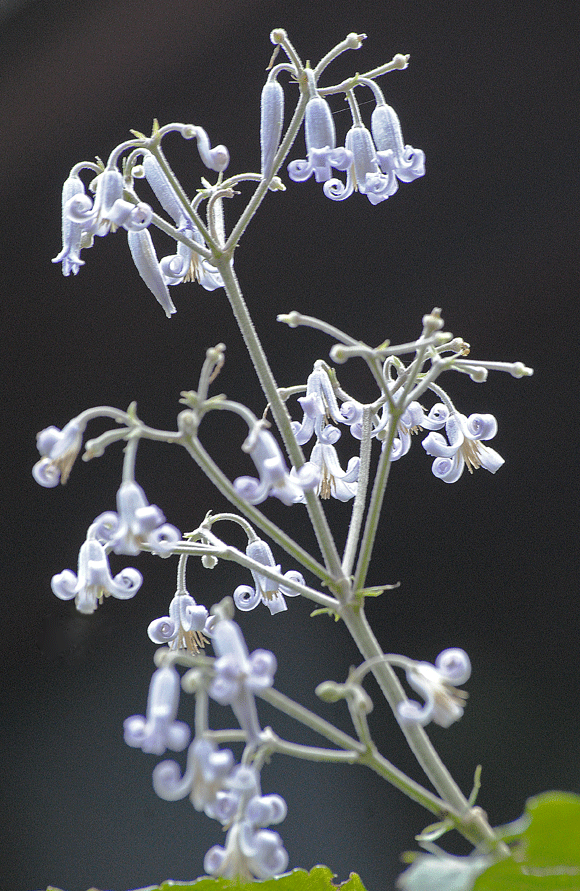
[{"left": 474, "top": 791, "right": 580, "bottom": 891}]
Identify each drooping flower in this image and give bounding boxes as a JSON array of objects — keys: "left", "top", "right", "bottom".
[
  {"left": 287, "top": 73, "right": 353, "bottom": 186},
  {"left": 291, "top": 360, "right": 348, "bottom": 446},
  {"left": 124, "top": 663, "right": 191, "bottom": 755},
  {"left": 91, "top": 480, "right": 181, "bottom": 557},
  {"left": 366, "top": 400, "right": 426, "bottom": 460},
  {"left": 160, "top": 222, "right": 224, "bottom": 291},
  {"left": 204, "top": 764, "right": 288, "bottom": 881},
  {"left": 153, "top": 737, "right": 237, "bottom": 822},
  {"left": 51, "top": 173, "right": 87, "bottom": 276},
  {"left": 32, "top": 418, "right": 83, "bottom": 487},
  {"left": 148, "top": 592, "right": 211, "bottom": 653},
  {"left": 421, "top": 406, "right": 504, "bottom": 483},
  {"left": 398, "top": 648, "right": 471, "bottom": 728},
  {"left": 64, "top": 166, "right": 153, "bottom": 237},
  {"left": 51, "top": 535, "right": 142, "bottom": 614},
  {"left": 260, "top": 76, "right": 285, "bottom": 179},
  {"left": 233, "top": 538, "right": 304, "bottom": 615},
  {"left": 142, "top": 153, "right": 224, "bottom": 292},
  {"left": 209, "top": 619, "right": 276, "bottom": 746},
  {"left": 295, "top": 441, "right": 359, "bottom": 501},
  {"left": 233, "top": 426, "right": 318, "bottom": 506},
  {"left": 371, "top": 100, "right": 425, "bottom": 183},
  {"left": 323, "top": 124, "right": 399, "bottom": 205}
]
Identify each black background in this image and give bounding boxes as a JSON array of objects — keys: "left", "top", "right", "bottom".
[{"left": 1, "top": 1, "right": 578, "bottom": 890}]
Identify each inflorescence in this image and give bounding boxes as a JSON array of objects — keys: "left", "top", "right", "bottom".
[{"left": 39, "top": 28, "right": 533, "bottom": 883}]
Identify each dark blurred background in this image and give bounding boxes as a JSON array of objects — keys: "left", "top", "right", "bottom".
[{"left": 1, "top": 0, "right": 578, "bottom": 889}]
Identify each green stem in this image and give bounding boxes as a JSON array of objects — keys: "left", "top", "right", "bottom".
[
  {"left": 258, "top": 688, "right": 448, "bottom": 817},
  {"left": 179, "top": 434, "right": 329, "bottom": 582},
  {"left": 342, "top": 406, "right": 373, "bottom": 578},
  {"left": 340, "top": 605, "right": 502, "bottom": 851},
  {"left": 352, "top": 411, "right": 398, "bottom": 594},
  {"left": 215, "top": 259, "right": 347, "bottom": 590}
]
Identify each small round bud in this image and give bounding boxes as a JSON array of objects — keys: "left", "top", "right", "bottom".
[
  {"left": 422, "top": 308, "right": 444, "bottom": 334},
  {"left": 392, "top": 53, "right": 410, "bottom": 69},
  {"left": 467, "top": 366, "right": 488, "bottom": 383},
  {"left": 177, "top": 410, "right": 198, "bottom": 437},
  {"left": 315, "top": 680, "right": 345, "bottom": 702},
  {"left": 511, "top": 361, "right": 534, "bottom": 378},
  {"left": 345, "top": 32, "right": 366, "bottom": 49},
  {"left": 270, "top": 28, "right": 287, "bottom": 45},
  {"left": 329, "top": 345, "right": 347, "bottom": 364},
  {"left": 277, "top": 310, "right": 300, "bottom": 328}
]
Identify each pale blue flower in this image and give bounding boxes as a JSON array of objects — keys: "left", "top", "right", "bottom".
[
  {"left": 204, "top": 764, "right": 288, "bottom": 880},
  {"left": 291, "top": 360, "right": 347, "bottom": 446},
  {"left": 51, "top": 535, "right": 142, "bottom": 614},
  {"left": 398, "top": 649, "right": 471, "bottom": 728},
  {"left": 91, "top": 480, "right": 181, "bottom": 557},
  {"left": 152, "top": 737, "right": 236, "bottom": 821},
  {"left": 52, "top": 173, "right": 87, "bottom": 275},
  {"left": 148, "top": 592, "right": 211, "bottom": 653},
  {"left": 287, "top": 74, "right": 352, "bottom": 185},
  {"left": 142, "top": 154, "right": 224, "bottom": 291},
  {"left": 32, "top": 418, "right": 83, "bottom": 487},
  {"left": 323, "top": 124, "right": 398, "bottom": 204},
  {"left": 159, "top": 222, "right": 224, "bottom": 291},
  {"left": 64, "top": 167, "right": 152, "bottom": 237},
  {"left": 209, "top": 619, "right": 276, "bottom": 746},
  {"left": 371, "top": 100, "right": 425, "bottom": 183},
  {"left": 233, "top": 538, "right": 304, "bottom": 615},
  {"left": 295, "top": 441, "right": 359, "bottom": 501},
  {"left": 233, "top": 427, "right": 318, "bottom": 505},
  {"left": 421, "top": 407, "right": 504, "bottom": 483},
  {"left": 124, "top": 663, "right": 190, "bottom": 755}
]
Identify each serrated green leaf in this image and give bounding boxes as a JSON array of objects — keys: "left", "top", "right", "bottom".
[{"left": 474, "top": 791, "right": 580, "bottom": 891}]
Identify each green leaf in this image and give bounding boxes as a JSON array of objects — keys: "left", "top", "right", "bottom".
[
  {"left": 44, "top": 866, "right": 369, "bottom": 891},
  {"left": 154, "top": 867, "right": 367, "bottom": 891},
  {"left": 474, "top": 791, "right": 580, "bottom": 891}
]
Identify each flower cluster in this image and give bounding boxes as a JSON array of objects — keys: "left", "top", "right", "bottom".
[
  {"left": 129, "top": 618, "right": 287, "bottom": 881},
  {"left": 45, "top": 481, "right": 181, "bottom": 613},
  {"left": 153, "top": 747, "right": 288, "bottom": 881},
  {"left": 203, "top": 764, "right": 288, "bottom": 880},
  {"left": 285, "top": 67, "right": 425, "bottom": 204},
  {"left": 40, "top": 27, "right": 537, "bottom": 888},
  {"left": 52, "top": 126, "right": 227, "bottom": 316}
]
